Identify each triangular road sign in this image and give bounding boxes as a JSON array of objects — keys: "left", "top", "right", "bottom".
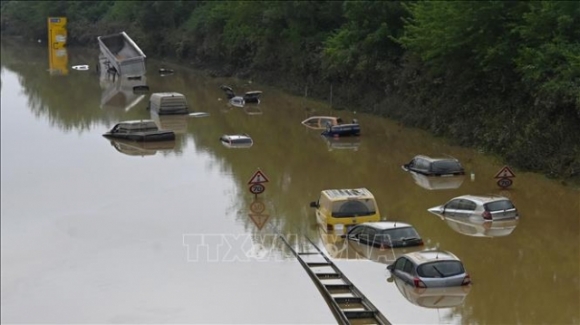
[
  {"left": 248, "top": 169, "right": 269, "bottom": 184},
  {"left": 249, "top": 214, "right": 270, "bottom": 230},
  {"left": 494, "top": 165, "right": 516, "bottom": 178}
]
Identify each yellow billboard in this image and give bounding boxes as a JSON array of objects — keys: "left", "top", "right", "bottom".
[{"left": 47, "top": 17, "right": 68, "bottom": 75}]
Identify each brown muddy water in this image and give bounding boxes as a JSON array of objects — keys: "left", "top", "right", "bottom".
[{"left": 1, "top": 39, "right": 578, "bottom": 324}]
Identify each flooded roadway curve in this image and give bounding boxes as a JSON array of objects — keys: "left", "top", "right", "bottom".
[{"left": 1, "top": 40, "right": 578, "bottom": 324}]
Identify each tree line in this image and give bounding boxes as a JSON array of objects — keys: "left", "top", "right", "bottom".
[{"left": 2, "top": 0, "right": 579, "bottom": 182}]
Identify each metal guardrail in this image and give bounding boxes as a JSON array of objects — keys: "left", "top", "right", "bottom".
[{"left": 278, "top": 234, "right": 391, "bottom": 325}]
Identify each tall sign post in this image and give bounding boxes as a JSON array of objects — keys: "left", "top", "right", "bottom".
[{"left": 247, "top": 169, "right": 270, "bottom": 230}]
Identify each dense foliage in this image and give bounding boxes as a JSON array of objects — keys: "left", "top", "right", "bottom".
[{"left": 2, "top": 0, "right": 579, "bottom": 181}]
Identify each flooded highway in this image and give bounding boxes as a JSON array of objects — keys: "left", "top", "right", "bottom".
[{"left": 1, "top": 39, "right": 579, "bottom": 324}]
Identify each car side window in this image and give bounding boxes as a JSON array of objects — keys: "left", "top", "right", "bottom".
[
  {"left": 348, "top": 226, "right": 364, "bottom": 237},
  {"left": 358, "top": 226, "right": 371, "bottom": 243},
  {"left": 403, "top": 259, "right": 415, "bottom": 275},
  {"left": 394, "top": 257, "right": 406, "bottom": 271},
  {"left": 458, "top": 199, "right": 476, "bottom": 211},
  {"left": 420, "top": 159, "right": 431, "bottom": 170},
  {"left": 445, "top": 199, "right": 460, "bottom": 210},
  {"left": 408, "top": 159, "right": 416, "bottom": 168}
]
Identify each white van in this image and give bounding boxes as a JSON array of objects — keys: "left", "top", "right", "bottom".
[{"left": 147, "top": 92, "right": 189, "bottom": 115}]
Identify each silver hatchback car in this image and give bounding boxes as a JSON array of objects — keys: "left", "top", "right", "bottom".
[
  {"left": 428, "top": 194, "right": 518, "bottom": 221},
  {"left": 387, "top": 250, "right": 471, "bottom": 288}
]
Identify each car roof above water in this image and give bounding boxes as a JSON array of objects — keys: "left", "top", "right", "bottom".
[
  {"left": 414, "top": 155, "right": 460, "bottom": 163},
  {"left": 452, "top": 194, "right": 510, "bottom": 204},
  {"left": 114, "top": 120, "right": 158, "bottom": 129},
  {"left": 322, "top": 188, "right": 375, "bottom": 200},
  {"left": 360, "top": 221, "right": 413, "bottom": 230},
  {"left": 404, "top": 250, "right": 460, "bottom": 264}
]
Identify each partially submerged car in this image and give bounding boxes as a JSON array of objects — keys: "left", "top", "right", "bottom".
[
  {"left": 147, "top": 92, "right": 190, "bottom": 115},
  {"left": 389, "top": 276, "right": 472, "bottom": 309},
  {"left": 321, "top": 118, "right": 361, "bottom": 137},
  {"left": 302, "top": 116, "right": 360, "bottom": 137},
  {"left": 428, "top": 194, "right": 519, "bottom": 222},
  {"left": 387, "top": 250, "right": 471, "bottom": 288},
  {"left": 243, "top": 90, "right": 262, "bottom": 103},
  {"left": 342, "top": 222, "right": 424, "bottom": 249},
  {"left": 408, "top": 172, "right": 465, "bottom": 190},
  {"left": 220, "top": 85, "right": 262, "bottom": 103},
  {"left": 302, "top": 116, "right": 342, "bottom": 130},
  {"left": 310, "top": 188, "right": 380, "bottom": 233},
  {"left": 219, "top": 134, "right": 253, "bottom": 148},
  {"left": 317, "top": 224, "right": 423, "bottom": 265},
  {"left": 402, "top": 155, "right": 465, "bottom": 177},
  {"left": 103, "top": 120, "right": 175, "bottom": 142},
  {"left": 229, "top": 96, "right": 245, "bottom": 108}
]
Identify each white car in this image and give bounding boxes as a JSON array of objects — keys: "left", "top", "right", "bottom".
[
  {"left": 428, "top": 195, "right": 518, "bottom": 222},
  {"left": 219, "top": 134, "right": 253, "bottom": 148}
]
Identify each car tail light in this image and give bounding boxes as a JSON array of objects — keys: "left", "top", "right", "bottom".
[
  {"left": 482, "top": 211, "right": 492, "bottom": 220},
  {"left": 413, "top": 277, "right": 427, "bottom": 288},
  {"left": 462, "top": 274, "right": 471, "bottom": 285}
]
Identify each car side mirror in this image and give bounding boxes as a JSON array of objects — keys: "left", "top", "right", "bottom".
[
  {"left": 309, "top": 201, "right": 318, "bottom": 208},
  {"left": 386, "top": 264, "right": 394, "bottom": 271},
  {"left": 340, "top": 234, "right": 346, "bottom": 239}
]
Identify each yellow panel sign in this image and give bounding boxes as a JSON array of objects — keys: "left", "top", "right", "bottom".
[
  {"left": 47, "top": 17, "right": 67, "bottom": 49},
  {"left": 47, "top": 17, "right": 68, "bottom": 75}
]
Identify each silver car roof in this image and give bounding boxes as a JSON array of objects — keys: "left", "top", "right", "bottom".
[
  {"left": 404, "top": 250, "right": 461, "bottom": 265},
  {"left": 413, "top": 155, "right": 459, "bottom": 162},
  {"left": 359, "top": 221, "right": 413, "bottom": 230},
  {"left": 451, "top": 195, "right": 511, "bottom": 204}
]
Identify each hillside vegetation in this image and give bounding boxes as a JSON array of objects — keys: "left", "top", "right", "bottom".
[{"left": 2, "top": 1, "right": 579, "bottom": 182}]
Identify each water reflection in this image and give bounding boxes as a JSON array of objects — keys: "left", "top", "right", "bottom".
[
  {"left": 322, "top": 136, "right": 361, "bottom": 151},
  {"left": 437, "top": 215, "right": 519, "bottom": 238},
  {"left": 48, "top": 47, "right": 68, "bottom": 76},
  {"left": 408, "top": 172, "right": 465, "bottom": 190},
  {"left": 99, "top": 59, "right": 148, "bottom": 111},
  {"left": 150, "top": 110, "right": 188, "bottom": 134},
  {"left": 389, "top": 276, "right": 471, "bottom": 309},
  {"left": 108, "top": 139, "right": 176, "bottom": 157},
  {"left": 244, "top": 104, "right": 263, "bottom": 115}
]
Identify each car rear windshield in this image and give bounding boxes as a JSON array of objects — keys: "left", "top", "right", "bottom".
[
  {"left": 431, "top": 160, "right": 462, "bottom": 173},
  {"left": 381, "top": 227, "right": 420, "bottom": 240},
  {"left": 484, "top": 200, "right": 515, "bottom": 212},
  {"left": 417, "top": 261, "right": 465, "bottom": 278},
  {"left": 331, "top": 199, "right": 376, "bottom": 218},
  {"left": 231, "top": 138, "right": 252, "bottom": 144}
]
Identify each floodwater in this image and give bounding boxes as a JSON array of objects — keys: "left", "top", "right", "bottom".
[{"left": 1, "top": 39, "right": 579, "bottom": 324}]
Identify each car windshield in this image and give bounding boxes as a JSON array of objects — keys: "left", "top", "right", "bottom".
[
  {"left": 331, "top": 199, "right": 376, "bottom": 217},
  {"left": 431, "top": 160, "right": 462, "bottom": 172},
  {"left": 484, "top": 200, "right": 515, "bottom": 212},
  {"left": 380, "top": 227, "right": 420, "bottom": 240},
  {"left": 417, "top": 261, "right": 465, "bottom": 278}
]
